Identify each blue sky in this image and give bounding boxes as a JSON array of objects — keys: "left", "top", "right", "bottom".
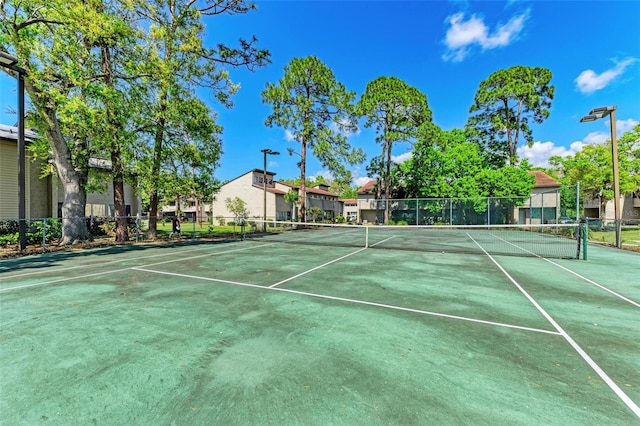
[{"left": 2, "top": 0, "right": 639, "bottom": 188}]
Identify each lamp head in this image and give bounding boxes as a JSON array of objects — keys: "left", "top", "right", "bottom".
[{"left": 589, "top": 106, "right": 616, "bottom": 115}]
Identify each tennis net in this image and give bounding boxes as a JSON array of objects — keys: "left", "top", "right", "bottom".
[{"left": 247, "top": 220, "right": 584, "bottom": 259}]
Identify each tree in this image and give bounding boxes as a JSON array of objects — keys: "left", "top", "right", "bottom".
[
  {"left": 396, "top": 125, "right": 535, "bottom": 223},
  {"left": 132, "top": 0, "right": 270, "bottom": 239},
  {"left": 307, "top": 206, "right": 323, "bottom": 222},
  {"left": 357, "top": 76, "right": 432, "bottom": 223},
  {"left": 284, "top": 189, "right": 299, "bottom": 221},
  {"left": 549, "top": 123, "right": 640, "bottom": 219},
  {"left": 1, "top": 0, "right": 105, "bottom": 244},
  {"left": 225, "top": 197, "right": 249, "bottom": 230},
  {"left": 466, "top": 66, "right": 554, "bottom": 167},
  {"left": 2, "top": 0, "right": 263, "bottom": 244},
  {"left": 262, "top": 56, "right": 365, "bottom": 222}
]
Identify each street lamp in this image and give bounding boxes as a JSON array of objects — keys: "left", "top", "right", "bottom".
[
  {"left": 261, "top": 148, "right": 280, "bottom": 232},
  {"left": 580, "top": 105, "right": 621, "bottom": 248},
  {"left": 0, "top": 51, "right": 27, "bottom": 251}
]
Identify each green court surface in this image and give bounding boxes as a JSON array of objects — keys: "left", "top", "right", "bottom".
[{"left": 1, "top": 237, "right": 639, "bottom": 425}]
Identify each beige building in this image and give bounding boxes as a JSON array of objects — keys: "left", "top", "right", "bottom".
[
  {"left": 209, "top": 169, "right": 342, "bottom": 223},
  {"left": 1, "top": 124, "right": 139, "bottom": 221},
  {"left": 583, "top": 193, "right": 640, "bottom": 223},
  {"left": 517, "top": 171, "right": 562, "bottom": 224},
  {"left": 1, "top": 125, "right": 51, "bottom": 220}
]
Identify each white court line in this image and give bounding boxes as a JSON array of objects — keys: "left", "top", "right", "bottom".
[
  {"left": 269, "top": 247, "right": 368, "bottom": 288},
  {"left": 133, "top": 267, "right": 562, "bottom": 336},
  {"left": 0, "top": 243, "right": 271, "bottom": 293},
  {"left": 492, "top": 234, "right": 639, "bottom": 308},
  {"left": 539, "top": 258, "right": 639, "bottom": 308},
  {"left": 2, "top": 241, "right": 232, "bottom": 279},
  {"left": 468, "top": 232, "right": 640, "bottom": 419},
  {"left": 268, "top": 235, "right": 395, "bottom": 288},
  {"left": 369, "top": 235, "right": 396, "bottom": 247}
]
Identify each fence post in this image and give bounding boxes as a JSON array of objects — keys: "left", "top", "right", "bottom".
[
  {"left": 582, "top": 222, "right": 588, "bottom": 261},
  {"left": 576, "top": 182, "right": 580, "bottom": 222},
  {"left": 42, "top": 218, "right": 47, "bottom": 253},
  {"left": 487, "top": 198, "right": 490, "bottom": 225}
]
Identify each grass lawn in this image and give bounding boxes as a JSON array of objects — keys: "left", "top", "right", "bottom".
[
  {"left": 587, "top": 226, "right": 640, "bottom": 249},
  {"left": 152, "top": 220, "right": 245, "bottom": 238}
]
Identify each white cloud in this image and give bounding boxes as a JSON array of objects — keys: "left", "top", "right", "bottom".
[
  {"left": 575, "top": 58, "right": 636, "bottom": 94},
  {"left": 284, "top": 129, "right": 296, "bottom": 142},
  {"left": 582, "top": 131, "right": 609, "bottom": 146},
  {"left": 354, "top": 176, "right": 371, "bottom": 188},
  {"left": 618, "top": 118, "right": 638, "bottom": 134},
  {"left": 518, "top": 117, "right": 639, "bottom": 167},
  {"left": 442, "top": 11, "right": 528, "bottom": 62},
  {"left": 518, "top": 141, "right": 583, "bottom": 168},
  {"left": 391, "top": 152, "right": 412, "bottom": 163},
  {"left": 579, "top": 118, "right": 638, "bottom": 146},
  {"left": 313, "top": 170, "right": 333, "bottom": 181}
]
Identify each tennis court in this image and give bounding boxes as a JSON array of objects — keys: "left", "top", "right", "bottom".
[{"left": 1, "top": 224, "right": 639, "bottom": 424}]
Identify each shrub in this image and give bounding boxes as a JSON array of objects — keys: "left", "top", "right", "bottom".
[
  {"left": 216, "top": 215, "right": 225, "bottom": 226},
  {"left": 0, "top": 233, "right": 17, "bottom": 247},
  {"left": 0, "top": 220, "right": 19, "bottom": 235}
]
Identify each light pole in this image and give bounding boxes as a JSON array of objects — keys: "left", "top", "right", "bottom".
[
  {"left": 580, "top": 105, "right": 621, "bottom": 248},
  {"left": 0, "top": 51, "right": 27, "bottom": 251},
  {"left": 261, "top": 148, "right": 280, "bottom": 232}
]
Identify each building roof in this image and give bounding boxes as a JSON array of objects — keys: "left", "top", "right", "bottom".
[
  {"left": 0, "top": 124, "right": 39, "bottom": 143},
  {"left": 221, "top": 168, "right": 276, "bottom": 186},
  {"left": 251, "top": 184, "right": 287, "bottom": 195},
  {"left": 278, "top": 181, "right": 339, "bottom": 198},
  {"left": 357, "top": 180, "right": 376, "bottom": 195},
  {"left": 529, "top": 170, "right": 561, "bottom": 188}
]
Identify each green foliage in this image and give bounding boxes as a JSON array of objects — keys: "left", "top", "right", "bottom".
[
  {"left": 357, "top": 76, "right": 432, "bottom": 221},
  {"left": 466, "top": 66, "right": 554, "bottom": 166},
  {"left": 397, "top": 124, "right": 535, "bottom": 206},
  {"left": 284, "top": 189, "right": 299, "bottom": 205},
  {"left": 339, "top": 186, "right": 358, "bottom": 199},
  {"left": 306, "top": 206, "right": 323, "bottom": 222},
  {"left": 549, "top": 124, "right": 640, "bottom": 210},
  {"left": 262, "top": 56, "right": 364, "bottom": 219},
  {"left": 225, "top": 197, "right": 249, "bottom": 222},
  {"left": 1, "top": 0, "right": 269, "bottom": 241},
  {"left": 357, "top": 76, "right": 432, "bottom": 145},
  {"left": 0, "top": 219, "right": 62, "bottom": 247}
]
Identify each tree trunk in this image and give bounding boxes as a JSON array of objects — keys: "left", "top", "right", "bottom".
[
  {"left": 300, "top": 138, "right": 307, "bottom": 223},
  {"left": 384, "top": 138, "right": 392, "bottom": 224},
  {"left": 101, "top": 44, "right": 129, "bottom": 242},
  {"left": 112, "top": 176, "right": 128, "bottom": 242},
  {"left": 148, "top": 190, "right": 160, "bottom": 239},
  {"left": 147, "top": 101, "right": 167, "bottom": 239},
  {"left": 38, "top": 106, "right": 90, "bottom": 245}
]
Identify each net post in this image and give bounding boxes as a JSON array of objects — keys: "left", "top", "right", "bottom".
[
  {"left": 582, "top": 222, "right": 588, "bottom": 260},
  {"left": 365, "top": 225, "right": 369, "bottom": 248}
]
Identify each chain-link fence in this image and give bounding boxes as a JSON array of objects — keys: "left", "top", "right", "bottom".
[
  {"left": 376, "top": 189, "right": 575, "bottom": 226},
  {"left": 0, "top": 215, "right": 266, "bottom": 254}
]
